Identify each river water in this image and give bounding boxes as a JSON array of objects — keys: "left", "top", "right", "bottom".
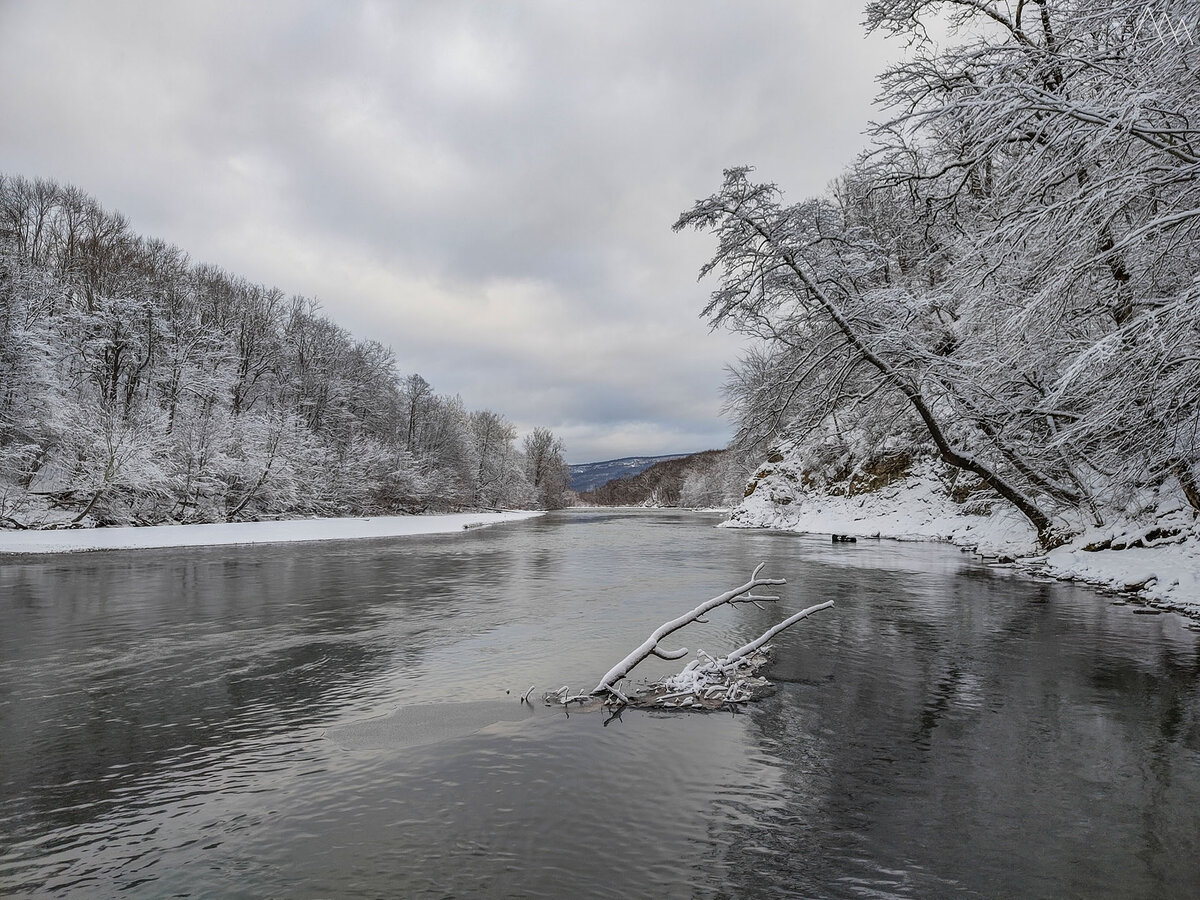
[{"left": 2, "top": 509, "right": 1198, "bottom": 898}]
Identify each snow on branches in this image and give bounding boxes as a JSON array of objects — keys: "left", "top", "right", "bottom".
[
  {"left": 542, "top": 563, "right": 833, "bottom": 711},
  {"left": 679, "top": 0, "right": 1200, "bottom": 546}
]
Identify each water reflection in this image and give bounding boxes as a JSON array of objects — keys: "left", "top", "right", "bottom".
[
  {"left": 727, "top": 557, "right": 1200, "bottom": 898},
  {"left": 2, "top": 510, "right": 1199, "bottom": 898}
]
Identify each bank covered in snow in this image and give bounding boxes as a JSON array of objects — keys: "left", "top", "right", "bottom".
[
  {"left": 0, "top": 511, "right": 542, "bottom": 554},
  {"left": 726, "top": 458, "right": 1200, "bottom": 619}
]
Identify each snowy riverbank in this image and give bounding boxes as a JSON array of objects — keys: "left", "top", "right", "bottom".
[
  {"left": 0, "top": 511, "right": 543, "bottom": 554},
  {"left": 726, "top": 460, "right": 1200, "bottom": 619}
]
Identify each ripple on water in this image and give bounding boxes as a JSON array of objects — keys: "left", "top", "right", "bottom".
[{"left": 326, "top": 700, "right": 536, "bottom": 750}]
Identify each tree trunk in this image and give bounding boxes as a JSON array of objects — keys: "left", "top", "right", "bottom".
[
  {"left": 736, "top": 210, "right": 1064, "bottom": 546},
  {"left": 1173, "top": 459, "right": 1200, "bottom": 513},
  {"left": 71, "top": 487, "right": 104, "bottom": 525}
]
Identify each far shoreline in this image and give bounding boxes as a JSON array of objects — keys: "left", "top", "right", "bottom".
[{"left": 0, "top": 511, "right": 543, "bottom": 555}]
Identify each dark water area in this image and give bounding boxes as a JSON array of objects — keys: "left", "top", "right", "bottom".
[{"left": 2, "top": 509, "right": 1199, "bottom": 898}]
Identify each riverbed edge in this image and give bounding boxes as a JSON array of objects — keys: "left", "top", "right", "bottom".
[{"left": 721, "top": 462, "right": 1200, "bottom": 621}]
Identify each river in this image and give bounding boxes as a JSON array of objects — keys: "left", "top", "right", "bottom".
[{"left": 2, "top": 509, "right": 1198, "bottom": 898}]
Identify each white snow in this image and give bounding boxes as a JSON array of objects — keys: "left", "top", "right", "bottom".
[
  {"left": 1039, "top": 542, "right": 1200, "bottom": 612},
  {"left": 0, "top": 511, "right": 543, "bottom": 554},
  {"left": 728, "top": 458, "right": 1200, "bottom": 618},
  {"left": 731, "top": 459, "right": 1039, "bottom": 553}
]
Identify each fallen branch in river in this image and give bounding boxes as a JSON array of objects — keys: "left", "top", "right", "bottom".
[
  {"left": 628, "top": 599, "right": 834, "bottom": 709},
  {"left": 541, "top": 563, "right": 833, "bottom": 711},
  {"left": 593, "top": 562, "right": 785, "bottom": 695}
]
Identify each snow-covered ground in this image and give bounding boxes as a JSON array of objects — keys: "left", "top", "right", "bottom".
[
  {"left": 0, "top": 511, "right": 543, "bottom": 554},
  {"left": 727, "top": 459, "right": 1200, "bottom": 618}
]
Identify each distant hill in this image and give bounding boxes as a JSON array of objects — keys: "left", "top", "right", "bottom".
[
  {"left": 568, "top": 455, "right": 690, "bottom": 493},
  {"left": 579, "top": 450, "right": 728, "bottom": 506}
]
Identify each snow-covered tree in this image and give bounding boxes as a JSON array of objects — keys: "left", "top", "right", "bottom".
[
  {"left": 864, "top": 0, "right": 1200, "bottom": 514},
  {"left": 523, "top": 426, "right": 571, "bottom": 509},
  {"left": 469, "top": 409, "right": 535, "bottom": 508},
  {"left": 683, "top": 0, "right": 1200, "bottom": 542},
  {"left": 677, "top": 168, "right": 1064, "bottom": 543},
  {"left": 0, "top": 174, "right": 548, "bottom": 526}
]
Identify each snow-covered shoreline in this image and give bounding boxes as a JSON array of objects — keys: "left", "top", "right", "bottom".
[
  {"left": 0, "top": 511, "right": 543, "bottom": 554},
  {"left": 726, "top": 461, "right": 1200, "bottom": 619}
]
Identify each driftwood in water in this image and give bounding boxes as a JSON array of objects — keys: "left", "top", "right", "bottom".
[
  {"left": 543, "top": 563, "right": 833, "bottom": 711},
  {"left": 593, "top": 562, "right": 784, "bottom": 696},
  {"left": 621, "top": 598, "right": 834, "bottom": 709}
]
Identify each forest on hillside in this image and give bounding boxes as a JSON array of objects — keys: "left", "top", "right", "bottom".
[
  {"left": 679, "top": 0, "right": 1200, "bottom": 546},
  {"left": 580, "top": 449, "right": 752, "bottom": 508},
  {"left": 0, "top": 176, "right": 570, "bottom": 527}
]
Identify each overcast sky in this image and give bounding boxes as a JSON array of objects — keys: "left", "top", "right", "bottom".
[{"left": 0, "top": 1, "right": 896, "bottom": 463}]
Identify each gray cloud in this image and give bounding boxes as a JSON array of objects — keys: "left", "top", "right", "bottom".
[{"left": 0, "top": 0, "right": 895, "bottom": 462}]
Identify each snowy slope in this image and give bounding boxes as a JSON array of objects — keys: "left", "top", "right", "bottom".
[{"left": 727, "top": 456, "right": 1200, "bottom": 617}]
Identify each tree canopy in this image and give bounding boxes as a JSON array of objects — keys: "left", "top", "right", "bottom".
[
  {"left": 678, "top": 0, "right": 1200, "bottom": 545},
  {"left": 0, "top": 175, "right": 570, "bottom": 526}
]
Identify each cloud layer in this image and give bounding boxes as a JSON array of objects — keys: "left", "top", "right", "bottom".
[{"left": 0, "top": 1, "right": 893, "bottom": 462}]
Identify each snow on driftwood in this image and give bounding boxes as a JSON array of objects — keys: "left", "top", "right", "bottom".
[{"left": 542, "top": 563, "right": 832, "bottom": 711}]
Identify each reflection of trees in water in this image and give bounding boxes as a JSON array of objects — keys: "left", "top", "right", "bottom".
[
  {"left": 2, "top": 639, "right": 392, "bottom": 841},
  {"left": 0, "top": 537, "right": 539, "bottom": 842},
  {"left": 703, "top": 572, "right": 1200, "bottom": 898}
]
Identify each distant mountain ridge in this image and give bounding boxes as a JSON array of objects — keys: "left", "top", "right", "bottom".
[
  {"left": 578, "top": 450, "right": 728, "bottom": 506},
  {"left": 568, "top": 455, "right": 690, "bottom": 493}
]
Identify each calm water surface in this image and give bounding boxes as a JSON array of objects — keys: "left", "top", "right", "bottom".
[{"left": 1, "top": 509, "right": 1198, "bottom": 898}]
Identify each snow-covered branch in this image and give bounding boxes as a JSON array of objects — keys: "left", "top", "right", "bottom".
[
  {"left": 538, "top": 572, "right": 834, "bottom": 712},
  {"left": 591, "top": 562, "right": 785, "bottom": 696},
  {"left": 616, "top": 598, "right": 836, "bottom": 710},
  {"left": 719, "top": 600, "right": 835, "bottom": 666}
]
